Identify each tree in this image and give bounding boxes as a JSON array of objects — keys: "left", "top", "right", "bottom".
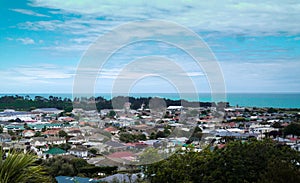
[
  {"left": 284, "top": 123, "right": 300, "bottom": 137},
  {"left": 267, "top": 107, "right": 278, "bottom": 113},
  {"left": 271, "top": 122, "right": 283, "bottom": 128},
  {"left": 0, "top": 150, "right": 52, "bottom": 183},
  {"left": 43, "top": 156, "right": 117, "bottom": 178},
  {"left": 190, "top": 126, "right": 202, "bottom": 141},
  {"left": 34, "top": 131, "right": 42, "bottom": 137},
  {"left": 145, "top": 139, "right": 300, "bottom": 183},
  {"left": 139, "top": 148, "right": 169, "bottom": 165},
  {"left": 108, "top": 110, "right": 116, "bottom": 118},
  {"left": 88, "top": 148, "right": 97, "bottom": 155},
  {"left": 58, "top": 130, "right": 68, "bottom": 138},
  {"left": 258, "top": 160, "right": 300, "bottom": 183}
]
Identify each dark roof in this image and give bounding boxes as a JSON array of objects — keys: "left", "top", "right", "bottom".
[
  {"left": 38, "top": 108, "right": 60, "bottom": 111},
  {"left": 100, "top": 173, "right": 139, "bottom": 183},
  {"left": 0, "top": 133, "right": 11, "bottom": 139},
  {"left": 105, "top": 141, "right": 126, "bottom": 148},
  {"left": 0, "top": 111, "right": 30, "bottom": 116},
  {"left": 215, "top": 131, "right": 258, "bottom": 137},
  {"left": 69, "top": 146, "right": 88, "bottom": 152}
]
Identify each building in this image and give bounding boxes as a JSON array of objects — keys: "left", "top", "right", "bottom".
[{"left": 69, "top": 146, "right": 88, "bottom": 158}]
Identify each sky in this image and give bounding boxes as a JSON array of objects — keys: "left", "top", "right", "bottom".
[{"left": 1, "top": 0, "right": 300, "bottom": 94}]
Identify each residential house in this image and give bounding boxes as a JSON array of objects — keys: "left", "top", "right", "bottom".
[
  {"left": 65, "top": 128, "right": 82, "bottom": 137},
  {"left": 32, "top": 108, "right": 63, "bottom": 115},
  {"left": 69, "top": 146, "right": 88, "bottom": 158},
  {"left": 107, "top": 151, "right": 136, "bottom": 162},
  {"left": 46, "top": 137, "right": 66, "bottom": 145},
  {"left": 104, "top": 127, "right": 119, "bottom": 135},
  {"left": 22, "top": 130, "right": 35, "bottom": 138},
  {"left": 42, "top": 129, "right": 60, "bottom": 136},
  {"left": 44, "top": 147, "right": 67, "bottom": 158},
  {"left": 69, "top": 135, "right": 86, "bottom": 145},
  {"left": 31, "top": 137, "right": 47, "bottom": 147},
  {"left": 105, "top": 141, "right": 127, "bottom": 152},
  {"left": 0, "top": 133, "right": 11, "bottom": 142}
]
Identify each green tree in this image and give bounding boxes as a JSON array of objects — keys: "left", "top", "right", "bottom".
[
  {"left": 284, "top": 123, "right": 300, "bottom": 137},
  {"left": 88, "top": 148, "right": 97, "bottom": 155},
  {"left": 34, "top": 131, "right": 42, "bottom": 137},
  {"left": 108, "top": 110, "right": 116, "bottom": 118},
  {"left": 58, "top": 130, "right": 68, "bottom": 138},
  {"left": 0, "top": 150, "right": 51, "bottom": 183},
  {"left": 145, "top": 139, "right": 300, "bottom": 183}
]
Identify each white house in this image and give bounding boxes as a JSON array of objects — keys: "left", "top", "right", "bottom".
[{"left": 69, "top": 146, "right": 88, "bottom": 158}]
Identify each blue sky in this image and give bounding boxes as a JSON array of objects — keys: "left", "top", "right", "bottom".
[{"left": 1, "top": 0, "right": 300, "bottom": 94}]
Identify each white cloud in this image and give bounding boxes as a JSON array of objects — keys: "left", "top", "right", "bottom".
[
  {"left": 14, "top": 65, "right": 74, "bottom": 79},
  {"left": 0, "top": 64, "right": 75, "bottom": 86},
  {"left": 10, "top": 8, "right": 49, "bottom": 17},
  {"left": 220, "top": 60, "right": 300, "bottom": 92},
  {"left": 0, "top": 66, "right": 75, "bottom": 93},
  {"left": 28, "top": 0, "right": 300, "bottom": 36},
  {"left": 16, "top": 37, "right": 35, "bottom": 45},
  {"left": 18, "top": 0, "right": 300, "bottom": 56}
]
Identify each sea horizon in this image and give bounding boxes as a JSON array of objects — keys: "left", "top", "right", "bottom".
[{"left": 1, "top": 92, "right": 300, "bottom": 109}]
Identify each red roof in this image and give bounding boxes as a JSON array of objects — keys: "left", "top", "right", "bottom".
[
  {"left": 125, "top": 142, "right": 148, "bottom": 147},
  {"left": 290, "top": 137, "right": 298, "bottom": 141},
  {"left": 23, "top": 130, "right": 34, "bottom": 134},
  {"left": 107, "top": 151, "right": 134, "bottom": 159},
  {"left": 42, "top": 129, "right": 60, "bottom": 135},
  {"left": 104, "top": 127, "right": 118, "bottom": 132},
  {"left": 63, "top": 117, "right": 75, "bottom": 122}
]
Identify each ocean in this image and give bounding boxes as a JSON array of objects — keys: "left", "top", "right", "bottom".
[{"left": 0, "top": 93, "right": 299, "bottom": 109}]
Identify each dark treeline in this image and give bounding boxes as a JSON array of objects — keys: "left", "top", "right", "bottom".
[
  {"left": 0, "top": 95, "right": 228, "bottom": 112},
  {"left": 0, "top": 95, "right": 73, "bottom": 112},
  {"left": 145, "top": 139, "right": 300, "bottom": 183}
]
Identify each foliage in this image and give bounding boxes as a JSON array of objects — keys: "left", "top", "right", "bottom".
[
  {"left": 144, "top": 139, "right": 300, "bottom": 183},
  {"left": 267, "top": 107, "right": 278, "bottom": 113},
  {"left": 58, "top": 130, "right": 68, "bottom": 138},
  {"left": 271, "top": 122, "right": 283, "bottom": 128},
  {"left": 42, "top": 156, "right": 117, "bottom": 178},
  {"left": 284, "top": 122, "right": 300, "bottom": 137},
  {"left": 0, "top": 95, "right": 214, "bottom": 112},
  {"left": 119, "top": 133, "right": 146, "bottom": 143},
  {"left": 34, "top": 131, "right": 42, "bottom": 137},
  {"left": 0, "top": 149, "right": 52, "bottom": 183},
  {"left": 108, "top": 110, "right": 116, "bottom": 118},
  {"left": 89, "top": 148, "right": 98, "bottom": 155},
  {"left": 0, "top": 95, "right": 72, "bottom": 111},
  {"left": 189, "top": 126, "right": 202, "bottom": 141},
  {"left": 139, "top": 148, "right": 169, "bottom": 165}
]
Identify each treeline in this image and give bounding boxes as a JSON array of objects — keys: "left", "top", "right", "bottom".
[
  {"left": 0, "top": 95, "right": 229, "bottom": 112},
  {"left": 0, "top": 95, "right": 73, "bottom": 112},
  {"left": 144, "top": 139, "right": 300, "bottom": 183},
  {"left": 76, "top": 96, "right": 229, "bottom": 111}
]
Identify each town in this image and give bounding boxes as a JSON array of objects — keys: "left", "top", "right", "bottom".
[{"left": 0, "top": 95, "right": 300, "bottom": 182}]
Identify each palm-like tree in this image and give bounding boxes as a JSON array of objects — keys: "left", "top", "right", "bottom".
[{"left": 0, "top": 149, "right": 51, "bottom": 183}]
